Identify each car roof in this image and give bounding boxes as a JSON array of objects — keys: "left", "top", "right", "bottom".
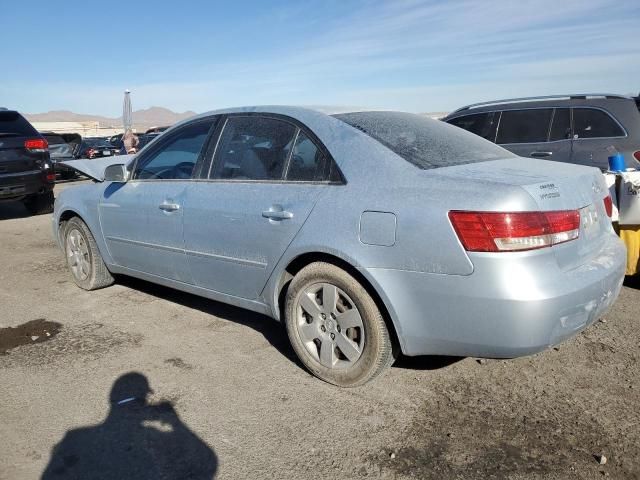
[{"left": 446, "top": 94, "right": 637, "bottom": 118}]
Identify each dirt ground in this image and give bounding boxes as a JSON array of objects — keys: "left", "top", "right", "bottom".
[{"left": 1, "top": 180, "right": 639, "bottom": 479}]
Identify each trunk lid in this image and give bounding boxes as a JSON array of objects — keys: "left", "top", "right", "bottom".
[{"left": 433, "top": 157, "right": 612, "bottom": 271}]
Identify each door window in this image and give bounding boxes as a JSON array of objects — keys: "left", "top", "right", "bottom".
[
  {"left": 549, "top": 108, "right": 571, "bottom": 141},
  {"left": 133, "top": 121, "right": 213, "bottom": 180},
  {"left": 447, "top": 112, "right": 499, "bottom": 141},
  {"left": 573, "top": 108, "right": 624, "bottom": 139},
  {"left": 496, "top": 109, "right": 553, "bottom": 144},
  {"left": 210, "top": 116, "right": 297, "bottom": 180}
]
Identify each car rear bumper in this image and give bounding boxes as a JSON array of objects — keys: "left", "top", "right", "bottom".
[
  {"left": 363, "top": 233, "right": 626, "bottom": 358},
  {"left": 0, "top": 171, "right": 52, "bottom": 201}
]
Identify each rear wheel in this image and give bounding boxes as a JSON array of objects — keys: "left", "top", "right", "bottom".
[
  {"left": 284, "top": 262, "right": 395, "bottom": 387},
  {"left": 23, "top": 191, "right": 54, "bottom": 215},
  {"left": 63, "top": 217, "right": 114, "bottom": 290}
]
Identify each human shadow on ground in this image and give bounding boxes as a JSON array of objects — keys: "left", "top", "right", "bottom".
[
  {"left": 0, "top": 200, "right": 31, "bottom": 220},
  {"left": 392, "top": 355, "right": 463, "bottom": 370},
  {"left": 41, "top": 372, "right": 217, "bottom": 480}
]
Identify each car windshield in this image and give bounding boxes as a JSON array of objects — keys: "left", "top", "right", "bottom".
[
  {"left": 84, "top": 138, "right": 110, "bottom": 147},
  {"left": 333, "top": 111, "right": 513, "bottom": 169}
]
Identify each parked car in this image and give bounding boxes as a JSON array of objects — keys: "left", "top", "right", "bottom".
[
  {"left": 145, "top": 126, "right": 170, "bottom": 134},
  {"left": 0, "top": 108, "right": 55, "bottom": 214},
  {"left": 443, "top": 94, "right": 640, "bottom": 171},
  {"left": 41, "top": 132, "right": 82, "bottom": 180},
  {"left": 77, "top": 138, "right": 119, "bottom": 159},
  {"left": 53, "top": 107, "right": 626, "bottom": 386}
]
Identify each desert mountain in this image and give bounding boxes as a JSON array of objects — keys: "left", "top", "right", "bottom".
[{"left": 25, "top": 107, "right": 198, "bottom": 128}]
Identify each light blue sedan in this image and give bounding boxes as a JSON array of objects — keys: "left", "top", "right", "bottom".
[{"left": 53, "top": 106, "right": 626, "bottom": 386}]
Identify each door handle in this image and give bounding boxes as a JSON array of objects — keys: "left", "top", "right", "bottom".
[
  {"left": 262, "top": 209, "right": 293, "bottom": 220},
  {"left": 159, "top": 202, "right": 181, "bottom": 212},
  {"left": 530, "top": 151, "right": 553, "bottom": 158}
]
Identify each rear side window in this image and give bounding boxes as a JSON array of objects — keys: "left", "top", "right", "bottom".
[
  {"left": 549, "top": 108, "right": 571, "bottom": 141},
  {"left": 211, "top": 116, "right": 297, "bottom": 180},
  {"left": 0, "top": 111, "right": 38, "bottom": 137},
  {"left": 496, "top": 109, "right": 553, "bottom": 144},
  {"left": 285, "top": 131, "right": 331, "bottom": 181},
  {"left": 447, "top": 112, "right": 499, "bottom": 141},
  {"left": 333, "top": 111, "right": 512, "bottom": 170},
  {"left": 573, "top": 108, "right": 624, "bottom": 139}
]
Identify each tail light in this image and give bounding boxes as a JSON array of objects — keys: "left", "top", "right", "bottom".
[
  {"left": 45, "top": 172, "right": 56, "bottom": 182},
  {"left": 24, "top": 138, "right": 48, "bottom": 152},
  {"left": 633, "top": 151, "right": 640, "bottom": 162},
  {"left": 603, "top": 194, "right": 613, "bottom": 217},
  {"left": 449, "top": 210, "right": 580, "bottom": 252},
  {"left": 87, "top": 148, "right": 95, "bottom": 157}
]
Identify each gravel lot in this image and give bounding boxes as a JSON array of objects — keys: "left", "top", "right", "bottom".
[{"left": 1, "top": 180, "right": 639, "bottom": 479}]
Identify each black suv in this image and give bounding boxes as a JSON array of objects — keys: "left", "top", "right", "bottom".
[
  {"left": 0, "top": 109, "right": 55, "bottom": 214},
  {"left": 443, "top": 94, "right": 640, "bottom": 171}
]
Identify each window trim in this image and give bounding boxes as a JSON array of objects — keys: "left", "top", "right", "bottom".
[
  {"left": 449, "top": 105, "right": 627, "bottom": 144},
  {"left": 494, "top": 107, "right": 555, "bottom": 145},
  {"left": 129, "top": 117, "right": 219, "bottom": 183},
  {"left": 202, "top": 112, "right": 345, "bottom": 185}
]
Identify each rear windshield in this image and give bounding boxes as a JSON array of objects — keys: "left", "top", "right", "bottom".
[
  {"left": 333, "top": 111, "right": 513, "bottom": 169},
  {"left": 43, "top": 135, "right": 67, "bottom": 145},
  {"left": 0, "top": 111, "right": 38, "bottom": 137}
]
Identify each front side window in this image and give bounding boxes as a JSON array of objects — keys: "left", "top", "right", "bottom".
[
  {"left": 210, "top": 116, "right": 297, "bottom": 180},
  {"left": 133, "top": 121, "right": 213, "bottom": 180},
  {"left": 447, "top": 112, "right": 499, "bottom": 141},
  {"left": 573, "top": 108, "right": 624, "bottom": 139},
  {"left": 496, "top": 109, "right": 553, "bottom": 144}
]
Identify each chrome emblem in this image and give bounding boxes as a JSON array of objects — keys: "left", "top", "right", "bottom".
[{"left": 582, "top": 205, "right": 599, "bottom": 229}]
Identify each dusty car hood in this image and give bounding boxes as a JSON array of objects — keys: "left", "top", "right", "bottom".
[{"left": 59, "top": 155, "right": 135, "bottom": 181}]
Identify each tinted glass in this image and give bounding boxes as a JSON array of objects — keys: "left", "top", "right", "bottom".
[
  {"left": 549, "top": 108, "right": 571, "bottom": 141},
  {"left": 0, "top": 111, "right": 38, "bottom": 137},
  {"left": 134, "top": 121, "right": 213, "bottom": 180},
  {"left": 496, "top": 109, "right": 553, "bottom": 144},
  {"left": 333, "top": 111, "right": 512, "bottom": 170},
  {"left": 447, "top": 112, "right": 498, "bottom": 141},
  {"left": 43, "top": 135, "right": 67, "bottom": 145},
  {"left": 573, "top": 108, "right": 624, "bottom": 138},
  {"left": 211, "top": 116, "right": 297, "bottom": 180},
  {"left": 285, "top": 131, "right": 329, "bottom": 181}
]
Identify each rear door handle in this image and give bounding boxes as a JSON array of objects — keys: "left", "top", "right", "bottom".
[
  {"left": 159, "top": 202, "right": 180, "bottom": 212},
  {"left": 262, "top": 209, "right": 293, "bottom": 220},
  {"left": 530, "top": 151, "right": 553, "bottom": 158}
]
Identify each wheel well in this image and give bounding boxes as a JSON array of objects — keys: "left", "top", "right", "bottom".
[
  {"left": 57, "top": 210, "right": 83, "bottom": 239},
  {"left": 277, "top": 252, "right": 401, "bottom": 353}
]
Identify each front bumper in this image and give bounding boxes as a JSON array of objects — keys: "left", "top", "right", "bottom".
[{"left": 364, "top": 234, "right": 626, "bottom": 358}]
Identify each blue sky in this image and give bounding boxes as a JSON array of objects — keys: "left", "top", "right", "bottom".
[{"left": 1, "top": 0, "right": 639, "bottom": 115}]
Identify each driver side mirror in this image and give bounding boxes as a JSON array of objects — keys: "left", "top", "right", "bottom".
[{"left": 104, "top": 164, "right": 128, "bottom": 183}]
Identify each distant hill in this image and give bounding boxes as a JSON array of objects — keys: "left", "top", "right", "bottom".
[{"left": 25, "top": 107, "right": 198, "bottom": 129}]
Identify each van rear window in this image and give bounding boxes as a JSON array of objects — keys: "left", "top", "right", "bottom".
[
  {"left": 0, "top": 111, "right": 38, "bottom": 137},
  {"left": 333, "top": 111, "right": 513, "bottom": 170}
]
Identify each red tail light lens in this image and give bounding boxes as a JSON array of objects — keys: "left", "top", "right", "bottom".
[
  {"left": 46, "top": 173, "right": 56, "bottom": 182},
  {"left": 603, "top": 195, "right": 613, "bottom": 217},
  {"left": 24, "top": 138, "right": 48, "bottom": 152},
  {"left": 449, "top": 210, "right": 580, "bottom": 252},
  {"left": 633, "top": 151, "right": 640, "bottom": 162}
]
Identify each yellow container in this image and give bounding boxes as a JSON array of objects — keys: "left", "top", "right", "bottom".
[{"left": 615, "top": 224, "right": 640, "bottom": 276}]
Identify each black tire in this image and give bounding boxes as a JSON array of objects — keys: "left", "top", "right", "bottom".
[
  {"left": 63, "top": 217, "right": 114, "bottom": 290},
  {"left": 284, "top": 262, "right": 395, "bottom": 387},
  {"left": 23, "top": 191, "right": 54, "bottom": 215}
]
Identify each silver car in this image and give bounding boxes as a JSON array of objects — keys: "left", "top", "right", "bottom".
[{"left": 53, "top": 106, "right": 626, "bottom": 386}]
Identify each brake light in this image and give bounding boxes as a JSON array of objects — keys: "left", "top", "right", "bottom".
[
  {"left": 24, "top": 138, "right": 48, "bottom": 152},
  {"left": 46, "top": 173, "right": 56, "bottom": 182},
  {"left": 633, "top": 151, "right": 640, "bottom": 162},
  {"left": 604, "top": 194, "right": 613, "bottom": 217},
  {"left": 449, "top": 210, "right": 580, "bottom": 252}
]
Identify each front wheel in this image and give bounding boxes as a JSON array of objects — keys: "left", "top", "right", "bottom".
[
  {"left": 63, "top": 217, "right": 114, "bottom": 290},
  {"left": 284, "top": 262, "right": 395, "bottom": 387}
]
